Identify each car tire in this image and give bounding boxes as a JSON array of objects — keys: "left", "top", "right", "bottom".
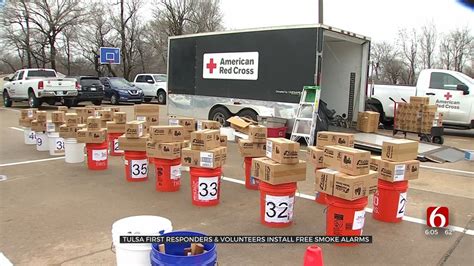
[
  {"left": 209, "top": 106, "right": 232, "bottom": 126},
  {"left": 110, "top": 93, "right": 119, "bottom": 105},
  {"left": 237, "top": 109, "right": 258, "bottom": 122},
  {"left": 28, "top": 91, "right": 40, "bottom": 108},
  {"left": 63, "top": 99, "right": 75, "bottom": 108},
  {"left": 157, "top": 90, "right": 166, "bottom": 104},
  {"left": 3, "top": 90, "right": 12, "bottom": 107},
  {"left": 144, "top": 97, "right": 152, "bottom": 103},
  {"left": 92, "top": 100, "right": 102, "bottom": 106}
]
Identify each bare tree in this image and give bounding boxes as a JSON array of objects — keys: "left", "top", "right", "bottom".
[
  {"left": 157, "top": 0, "right": 196, "bottom": 36},
  {"left": 439, "top": 34, "right": 453, "bottom": 70},
  {"left": 419, "top": 22, "right": 437, "bottom": 69},
  {"left": 450, "top": 26, "right": 472, "bottom": 72},
  {"left": 398, "top": 28, "right": 418, "bottom": 85},
  {"left": 189, "top": 0, "right": 223, "bottom": 33}
]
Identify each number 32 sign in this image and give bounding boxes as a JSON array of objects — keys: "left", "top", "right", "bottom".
[{"left": 265, "top": 195, "right": 294, "bottom": 223}]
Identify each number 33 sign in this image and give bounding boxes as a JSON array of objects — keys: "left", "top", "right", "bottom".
[{"left": 265, "top": 195, "right": 294, "bottom": 223}]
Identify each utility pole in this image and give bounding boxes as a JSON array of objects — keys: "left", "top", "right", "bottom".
[{"left": 318, "top": 0, "right": 323, "bottom": 24}]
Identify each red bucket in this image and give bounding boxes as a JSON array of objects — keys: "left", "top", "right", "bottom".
[
  {"left": 190, "top": 167, "right": 222, "bottom": 206},
  {"left": 86, "top": 141, "right": 108, "bottom": 170},
  {"left": 108, "top": 132, "right": 123, "bottom": 156},
  {"left": 326, "top": 195, "right": 368, "bottom": 246},
  {"left": 373, "top": 179, "right": 409, "bottom": 223},
  {"left": 259, "top": 181, "right": 297, "bottom": 228},
  {"left": 315, "top": 192, "right": 328, "bottom": 205},
  {"left": 124, "top": 151, "right": 148, "bottom": 182},
  {"left": 154, "top": 158, "right": 182, "bottom": 192},
  {"left": 244, "top": 157, "right": 259, "bottom": 190}
]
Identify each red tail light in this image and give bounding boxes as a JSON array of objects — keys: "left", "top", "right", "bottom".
[
  {"left": 38, "top": 81, "right": 44, "bottom": 90},
  {"left": 75, "top": 81, "right": 81, "bottom": 90}
]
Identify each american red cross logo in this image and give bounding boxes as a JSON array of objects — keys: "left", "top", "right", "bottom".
[
  {"left": 206, "top": 58, "right": 217, "bottom": 74},
  {"left": 444, "top": 92, "right": 452, "bottom": 100}
]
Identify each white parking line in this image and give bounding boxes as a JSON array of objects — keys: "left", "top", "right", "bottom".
[
  {"left": 0, "top": 157, "right": 65, "bottom": 167},
  {"left": 220, "top": 175, "right": 474, "bottom": 236},
  {"left": 420, "top": 165, "right": 474, "bottom": 177},
  {"left": 9, "top": 127, "right": 24, "bottom": 132}
]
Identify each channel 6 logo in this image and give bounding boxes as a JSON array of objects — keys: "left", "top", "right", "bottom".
[{"left": 427, "top": 206, "right": 449, "bottom": 227}]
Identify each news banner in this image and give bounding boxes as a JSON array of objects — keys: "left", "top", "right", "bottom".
[{"left": 120, "top": 235, "right": 373, "bottom": 244}]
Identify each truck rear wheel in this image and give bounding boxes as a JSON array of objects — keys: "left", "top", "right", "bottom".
[
  {"left": 3, "top": 90, "right": 12, "bottom": 107},
  {"left": 210, "top": 106, "right": 231, "bottom": 126},
  {"left": 28, "top": 91, "right": 40, "bottom": 108},
  {"left": 238, "top": 109, "right": 258, "bottom": 122},
  {"left": 157, "top": 90, "right": 166, "bottom": 104}
]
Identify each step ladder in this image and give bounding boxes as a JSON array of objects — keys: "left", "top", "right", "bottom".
[{"left": 290, "top": 86, "right": 321, "bottom": 146}]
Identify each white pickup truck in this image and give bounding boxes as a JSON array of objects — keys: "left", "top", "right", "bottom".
[
  {"left": 3, "top": 68, "right": 78, "bottom": 108},
  {"left": 132, "top": 74, "right": 167, "bottom": 104},
  {"left": 367, "top": 69, "right": 474, "bottom": 128}
]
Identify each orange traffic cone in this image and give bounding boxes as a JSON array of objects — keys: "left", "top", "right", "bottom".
[{"left": 303, "top": 245, "right": 324, "bottom": 266}]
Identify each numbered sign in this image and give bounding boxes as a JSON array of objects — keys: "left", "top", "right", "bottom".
[
  {"left": 28, "top": 131, "right": 36, "bottom": 141},
  {"left": 37, "top": 137, "right": 43, "bottom": 146},
  {"left": 264, "top": 195, "right": 294, "bottom": 223},
  {"left": 352, "top": 210, "right": 366, "bottom": 230},
  {"left": 170, "top": 164, "right": 181, "bottom": 180},
  {"left": 397, "top": 192, "right": 407, "bottom": 218},
  {"left": 198, "top": 176, "right": 219, "bottom": 201},
  {"left": 113, "top": 139, "right": 123, "bottom": 153},
  {"left": 130, "top": 159, "right": 148, "bottom": 178},
  {"left": 55, "top": 138, "right": 65, "bottom": 151},
  {"left": 92, "top": 149, "right": 107, "bottom": 161}
]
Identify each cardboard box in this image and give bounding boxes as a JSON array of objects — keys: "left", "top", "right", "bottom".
[
  {"left": 134, "top": 104, "right": 160, "bottom": 116},
  {"left": 410, "top": 96, "right": 430, "bottom": 105},
  {"left": 36, "top": 111, "right": 47, "bottom": 122},
  {"left": 117, "top": 135, "right": 148, "bottom": 151},
  {"left": 168, "top": 116, "right": 196, "bottom": 131},
  {"left": 382, "top": 139, "right": 418, "bottom": 162},
  {"left": 19, "top": 118, "right": 33, "bottom": 127},
  {"left": 181, "top": 147, "right": 227, "bottom": 169},
  {"left": 252, "top": 157, "right": 306, "bottom": 185},
  {"left": 57, "top": 106, "right": 68, "bottom": 112},
  {"left": 265, "top": 138, "right": 300, "bottom": 164},
  {"left": 59, "top": 125, "right": 81, "bottom": 138},
  {"left": 315, "top": 169, "right": 378, "bottom": 201},
  {"left": 106, "top": 121, "right": 126, "bottom": 133},
  {"left": 146, "top": 141, "right": 182, "bottom": 159},
  {"left": 77, "top": 128, "right": 107, "bottom": 143},
  {"left": 20, "top": 109, "right": 37, "bottom": 119},
  {"left": 370, "top": 156, "right": 419, "bottom": 182},
  {"left": 197, "top": 120, "right": 221, "bottom": 130},
  {"left": 191, "top": 130, "right": 220, "bottom": 151},
  {"left": 323, "top": 145, "right": 370, "bottom": 175},
  {"left": 125, "top": 121, "right": 145, "bottom": 138},
  {"left": 144, "top": 115, "right": 160, "bottom": 126},
  {"left": 31, "top": 120, "right": 47, "bottom": 132},
  {"left": 97, "top": 110, "right": 113, "bottom": 121},
  {"left": 357, "top": 111, "right": 380, "bottom": 133},
  {"left": 316, "top": 131, "right": 354, "bottom": 149},
  {"left": 227, "top": 116, "right": 255, "bottom": 133},
  {"left": 109, "top": 107, "right": 120, "bottom": 113},
  {"left": 113, "top": 112, "right": 127, "bottom": 124},
  {"left": 248, "top": 125, "right": 267, "bottom": 143},
  {"left": 307, "top": 146, "right": 324, "bottom": 169},
  {"left": 86, "top": 116, "right": 102, "bottom": 131},
  {"left": 238, "top": 139, "right": 266, "bottom": 157},
  {"left": 183, "top": 130, "right": 192, "bottom": 140},
  {"left": 149, "top": 125, "right": 185, "bottom": 143},
  {"left": 220, "top": 135, "right": 227, "bottom": 147},
  {"left": 65, "top": 113, "right": 80, "bottom": 126}
]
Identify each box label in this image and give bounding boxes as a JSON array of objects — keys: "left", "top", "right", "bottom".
[
  {"left": 352, "top": 210, "right": 366, "bottom": 230},
  {"left": 397, "top": 192, "right": 408, "bottom": 218},
  {"left": 170, "top": 164, "right": 181, "bottom": 180},
  {"left": 47, "top": 122, "right": 55, "bottom": 132},
  {"left": 169, "top": 119, "right": 179, "bottom": 126},
  {"left": 136, "top": 116, "right": 146, "bottom": 121},
  {"left": 264, "top": 195, "right": 294, "bottom": 223},
  {"left": 394, "top": 164, "right": 406, "bottom": 181},
  {"left": 265, "top": 140, "right": 272, "bottom": 158},
  {"left": 198, "top": 176, "right": 219, "bottom": 201},
  {"left": 130, "top": 159, "right": 148, "bottom": 178},
  {"left": 92, "top": 149, "right": 107, "bottom": 161},
  {"left": 200, "top": 152, "right": 214, "bottom": 168},
  {"left": 27, "top": 110, "right": 34, "bottom": 118},
  {"left": 197, "top": 121, "right": 203, "bottom": 130}
]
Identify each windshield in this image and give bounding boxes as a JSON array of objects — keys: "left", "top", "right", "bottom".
[
  {"left": 109, "top": 78, "right": 133, "bottom": 87},
  {"left": 81, "top": 77, "right": 102, "bottom": 86},
  {"left": 457, "top": 72, "right": 473, "bottom": 85},
  {"left": 27, "top": 70, "right": 56, "bottom": 78},
  {"left": 153, "top": 75, "right": 167, "bottom": 82}
]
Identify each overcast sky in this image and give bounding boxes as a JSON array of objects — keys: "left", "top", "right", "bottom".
[{"left": 220, "top": 0, "right": 474, "bottom": 42}]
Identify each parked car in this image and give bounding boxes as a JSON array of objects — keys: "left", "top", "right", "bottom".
[
  {"left": 3, "top": 68, "right": 77, "bottom": 108},
  {"left": 368, "top": 69, "right": 473, "bottom": 128},
  {"left": 99, "top": 77, "right": 144, "bottom": 105},
  {"left": 67, "top": 76, "right": 104, "bottom": 106},
  {"left": 132, "top": 74, "right": 167, "bottom": 104}
]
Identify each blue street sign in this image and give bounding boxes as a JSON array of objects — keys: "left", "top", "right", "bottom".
[{"left": 99, "top": 47, "right": 120, "bottom": 64}]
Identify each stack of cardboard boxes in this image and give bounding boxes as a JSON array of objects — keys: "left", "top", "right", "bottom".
[
  {"left": 19, "top": 108, "right": 38, "bottom": 128},
  {"left": 315, "top": 131, "right": 378, "bottom": 201},
  {"left": 181, "top": 129, "right": 227, "bottom": 169},
  {"left": 134, "top": 104, "right": 160, "bottom": 132},
  {"left": 308, "top": 131, "right": 355, "bottom": 171},
  {"left": 237, "top": 125, "right": 267, "bottom": 158},
  {"left": 169, "top": 116, "right": 196, "bottom": 141},
  {"left": 197, "top": 120, "right": 221, "bottom": 131},
  {"left": 357, "top": 111, "right": 380, "bottom": 133},
  {"left": 106, "top": 112, "right": 127, "bottom": 135},
  {"left": 395, "top": 96, "right": 442, "bottom": 133},
  {"left": 252, "top": 138, "right": 306, "bottom": 185},
  {"left": 31, "top": 111, "right": 47, "bottom": 133},
  {"left": 74, "top": 106, "right": 96, "bottom": 124},
  {"left": 77, "top": 116, "right": 108, "bottom": 143},
  {"left": 49, "top": 111, "right": 66, "bottom": 133},
  {"left": 118, "top": 121, "right": 148, "bottom": 151},
  {"left": 146, "top": 125, "right": 186, "bottom": 160},
  {"left": 59, "top": 113, "right": 86, "bottom": 138}
]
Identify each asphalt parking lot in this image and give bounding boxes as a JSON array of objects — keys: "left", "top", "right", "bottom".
[{"left": 0, "top": 103, "right": 473, "bottom": 265}]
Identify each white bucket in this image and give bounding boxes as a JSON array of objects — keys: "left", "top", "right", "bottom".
[
  {"left": 48, "top": 132, "right": 65, "bottom": 156},
  {"left": 65, "top": 138, "right": 85, "bottom": 163},
  {"left": 220, "top": 127, "right": 236, "bottom": 142},
  {"left": 36, "top": 132, "right": 49, "bottom": 151},
  {"left": 112, "top": 215, "right": 173, "bottom": 266},
  {"left": 24, "top": 128, "right": 36, "bottom": 145}
]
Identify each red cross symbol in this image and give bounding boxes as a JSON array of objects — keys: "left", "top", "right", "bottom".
[
  {"left": 206, "top": 58, "right": 217, "bottom": 74},
  {"left": 444, "top": 92, "right": 452, "bottom": 100}
]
